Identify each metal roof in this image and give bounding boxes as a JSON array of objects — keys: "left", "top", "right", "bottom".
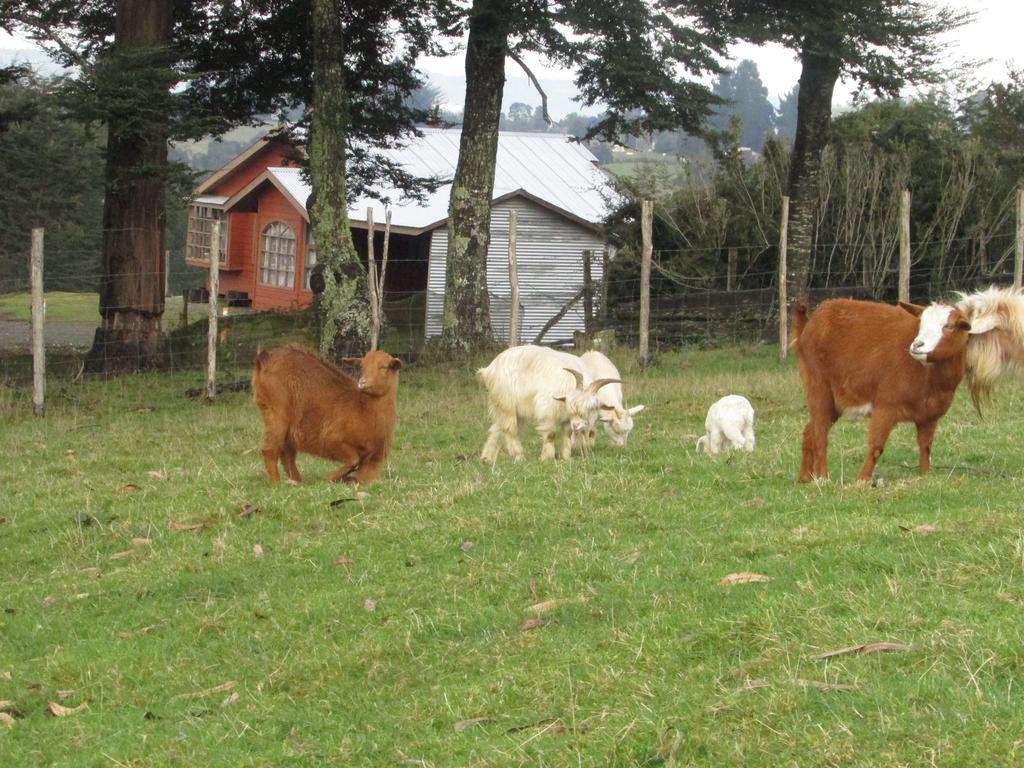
[{"left": 264, "top": 128, "right": 615, "bottom": 233}]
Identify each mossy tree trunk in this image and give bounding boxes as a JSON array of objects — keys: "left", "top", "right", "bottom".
[
  {"left": 439, "top": 0, "right": 510, "bottom": 353},
  {"left": 84, "top": 0, "right": 172, "bottom": 374},
  {"left": 309, "top": 0, "right": 371, "bottom": 360},
  {"left": 784, "top": 34, "right": 842, "bottom": 306}
]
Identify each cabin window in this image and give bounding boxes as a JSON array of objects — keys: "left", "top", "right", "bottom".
[
  {"left": 186, "top": 205, "right": 227, "bottom": 264},
  {"left": 303, "top": 232, "right": 317, "bottom": 290},
  {"left": 259, "top": 221, "right": 296, "bottom": 288}
]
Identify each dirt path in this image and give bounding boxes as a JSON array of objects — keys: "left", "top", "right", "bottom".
[{"left": 0, "top": 319, "right": 96, "bottom": 352}]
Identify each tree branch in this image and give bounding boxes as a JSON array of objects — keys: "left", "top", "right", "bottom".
[
  {"left": 4, "top": 12, "right": 90, "bottom": 70},
  {"left": 508, "top": 51, "right": 551, "bottom": 126}
]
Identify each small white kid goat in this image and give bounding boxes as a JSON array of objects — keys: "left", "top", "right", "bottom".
[
  {"left": 478, "top": 345, "right": 620, "bottom": 462},
  {"left": 696, "top": 395, "right": 755, "bottom": 454},
  {"left": 579, "top": 350, "right": 645, "bottom": 447}
]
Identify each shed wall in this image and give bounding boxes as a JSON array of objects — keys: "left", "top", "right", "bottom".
[{"left": 426, "top": 197, "right": 605, "bottom": 344}]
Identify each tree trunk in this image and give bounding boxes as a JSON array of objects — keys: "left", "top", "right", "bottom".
[
  {"left": 440, "top": 0, "right": 510, "bottom": 353},
  {"left": 785, "top": 35, "right": 841, "bottom": 305},
  {"left": 85, "top": 0, "right": 173, "bottom": 374},
  {"left": 309, "top": 0, "right": 371, "bottom": 360}
]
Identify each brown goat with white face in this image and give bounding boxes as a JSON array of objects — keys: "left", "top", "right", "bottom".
[
  {"left": 794, "top": 298, "right": 974, "bottom": 483},
  {"left": 252, "top": 345, "right": 401, "bottom": 484}
]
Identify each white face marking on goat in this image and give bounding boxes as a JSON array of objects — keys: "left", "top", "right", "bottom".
[{"left": 910, "top": 305, "right": 953, "bottom": 362}]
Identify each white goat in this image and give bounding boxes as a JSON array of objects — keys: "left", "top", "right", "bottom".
[
  {"left": 579, "top": 350, "right": 645, "bottom": 446},
  {"left": 696, "top": 395, "right": 755, "bottom": 454},
  {"left": 478, "top": 345, "right": 620, "bottom": 462}
]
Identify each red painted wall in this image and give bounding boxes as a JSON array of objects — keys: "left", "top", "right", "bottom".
[{"left": 252, "top": 187, "right": 311, "bottom": 311}]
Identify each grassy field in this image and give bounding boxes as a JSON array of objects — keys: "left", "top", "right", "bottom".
[
  {"left": 0, "top": 292, "right": 201, "bottom": 332},
  {"left": 3, "top": 345, "right": 1024, "bottom": 766}
]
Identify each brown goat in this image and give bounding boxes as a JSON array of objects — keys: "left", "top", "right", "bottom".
[
  {"left": 793, "top": 298, "right": 973, "bottom": 483},
  {"left": 252, "top": 345, "right": 401, "bottom": 484}
]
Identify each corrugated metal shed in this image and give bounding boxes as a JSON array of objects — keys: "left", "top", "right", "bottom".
[
  {"left": 266, "top": 128, "right": 615, "bottom": 231},
  {"left": 427, "top": 198, "right": 606, "bottom": 344}
]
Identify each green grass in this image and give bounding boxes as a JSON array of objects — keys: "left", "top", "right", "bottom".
[
  {"left": 3, "top": 345, "right": 1024, "bottom": 765},
  {"left": 0, "top": 292, "right": 200, "bottom": 332},
  {"left": 0, "top": 292, "right": 101, "bottom": 323}
]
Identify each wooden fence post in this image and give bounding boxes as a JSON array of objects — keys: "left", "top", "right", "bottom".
[
  {"left": 379, "top": 209, "right": 391, "bottom": 346},
  {"left": 367, "top": 208, "right": 379, "bottom": 351},
  {"left": 206, "top": 220, "right": 220, "bottom": 402},
  {"left": 727, "top": 247, "right": 737, "bottom": 292},
  {"left": 639, "top": 200, "right": 653, "bottom": 369},
  {"left": 30, "top": 227, "right": 45, "bottom": 416},
  {"left": 601, "top": 246, "right": 610, "bottom": 328},
  {"left": 778, "top": 196, "right": 789, "bottom": 362},
  {"left": 164, "top": 249, "right": 170, "bottom": 299},
  {"left": 181, "top": 288, "right": 189, "bottom": 329},
  {"left": 1015, "top": 188, "right": 1023, "bottom": 291},
  {"left": 582, "top": 249, "right": 593, "bottom": 338},
  {"left": 508, "top": 209, "right": 520, "bottom": 347},
  {"left": 899, "top": 188, "right": 911, "bottom": 303}
]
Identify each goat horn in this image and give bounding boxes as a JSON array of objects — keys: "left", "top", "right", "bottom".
[
  {"left": 563, "top": 368, "right": 585, "bottom": 389},
  {"left": 588, "top": 378, "right": 621, "bottom": 393}
]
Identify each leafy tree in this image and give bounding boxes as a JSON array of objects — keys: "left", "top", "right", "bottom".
[
  {"left": 439, "top": 0, "right": 731, "bottom": 352},
  {"left": 725, "top": 0, "right": 970, "bottom": 305},
  {"left": 710, "top": 59, "right": 775, "bottom": 150},
  {"left": 0, "top": 71, "right": 104, "bottom": 293},
  {"left": 775, "top": 85, "right": 799, "bottom": 143},
  {"left": 4, "top": 0, "right": 458, "bottom": 367}
]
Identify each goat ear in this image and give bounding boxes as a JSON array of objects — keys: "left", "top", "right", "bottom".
[
  {"left": 553, "top": 395, "right": 567, "bottom": 402},
  {"left": 898, "top": 301, "right": 926, "bottom": 317},
  {"left": 389, "top": 358, "right": 403, "bottom": 371},
  {"left": 341, "top": 357, "right": 361, "bottom": 367},
  {"left": 628, "top": 405, "right": 646, "bottom": 415},
  {"left": 967, "top": 315, "right": 998, "bottom": 335}
]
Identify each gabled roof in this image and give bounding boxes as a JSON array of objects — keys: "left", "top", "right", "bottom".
[
  {"left": 194, "top": 136, "right": 279, "bottom": 196},
  {"left": 220, "top": 129, "right": 615, "bottom": 234}
]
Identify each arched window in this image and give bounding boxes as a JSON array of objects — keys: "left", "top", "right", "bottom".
[
  {"left": 259, "top": 221, "right": 296, "bottom": 287},
  {"left": 303, "top": 229, "right": 317, "bottom": 290}
]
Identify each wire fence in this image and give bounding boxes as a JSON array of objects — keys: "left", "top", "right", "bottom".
[{"left": 1, "top": 232, "right": 1021, "bottom": 388}]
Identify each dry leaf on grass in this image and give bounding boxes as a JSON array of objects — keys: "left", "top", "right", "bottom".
[
  {"left": 811, "top": 642, "right": 912, "bottom": 660},
  {"left": 505, "top": 717, "right": 566, "bottom": 735},
  {"left": 335, "top": 557, "right": 354, "bottom": 567},
  {"left": 146, "top": 470, "right": 167, "bottom": 481},
  {"left": 734, "top": 679, "right": 768, "bottom": 693},
  {"left": 117, "top": 483, "right": 141, "bottom": 494},
  {"left": 238, "top": 504, "right": 258, "bottom": 518},
  {"left": 252, "top": 544, "right": 264, "bottom": 558},
  {"left": 132, "top": 537, "right": 152, "bottom": 546},
  {"left": 519, "top": 618, "right": 555, "bottom": 631},
  {"left": 80, "top": 567, "right": 100, "bottom": 576},
  {"left": 289, "top": 726, "right": 303, "bottom": 754},
  {"left": 328, "top": 498, "right": 355, "bottom": 507},
  {"left": 169, "top": 520, "right": 208, "bottom": 533},
  {"left": 898, "top": 524, "right": 938, "bottom": 534},
  {"left": 221, "top": 692, "right": 240, "bottom": 708},
  {"left": 110, "top": 550, "right": 135, "bottom": 560},
  {"left": 0, "top": 701, "right": 23, "bottom": 717},
  {"left": 796, "top": 679, "right": 860, "bottom": 691},
  {"left": 47, "top": 701, "right": 88, "bottom": 717},
  {"left": 363, "top": 598, "right": 377, "bottom": 612},
  {"left": 0, "top": 712, "right": 14, "bottom": 728},
  {"left": 719, "top": 572, "right": 771, "bottom": 585},
  {"left": 454, "top": 717, "right": 495, "bottom": 733},
  {"left": 173, "top": 681, "right": 236, "bottom": 700}
]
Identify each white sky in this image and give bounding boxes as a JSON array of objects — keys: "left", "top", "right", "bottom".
[
  {"left": 1, "top": 0, "right": 1019, "bottom": 109},
  {"left": 420, "top": 0, "right": 1021, "bottom": 108}
]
